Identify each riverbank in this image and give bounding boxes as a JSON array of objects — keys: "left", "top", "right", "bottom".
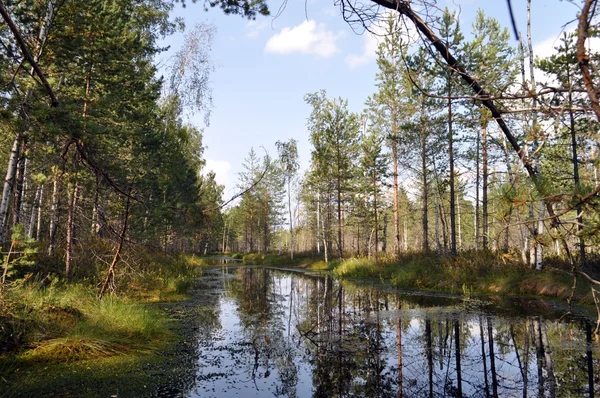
[
  {"left": 0, "top": 253, "right": 204, "bottom": 397},
  {"left": 234, "top": 250, "right": 595, "bottom": 304}
]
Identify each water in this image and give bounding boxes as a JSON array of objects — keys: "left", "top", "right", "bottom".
[{"left": 181, "top": 267, "right": 599, "bottom": 398}]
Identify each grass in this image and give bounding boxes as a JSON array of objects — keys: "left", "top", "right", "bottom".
[
  {"left": 1, "top": 282, "right": 171, "bottom": 363},
  {"left": 317, "top": 250, "right": 595, "bottom": 302},
  {"left": 332, "top": 258, "right": 379, "bottom": 278},
  {"left": 193, "top": 249, "right": 592, "bottom": 302},
  {"left": 0, "top": 247, "right": 209, "bottom": 396}
]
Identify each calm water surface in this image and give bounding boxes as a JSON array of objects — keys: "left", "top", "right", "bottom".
[{"left": 179, "top": 267, "right": 599, "bottom": 398}]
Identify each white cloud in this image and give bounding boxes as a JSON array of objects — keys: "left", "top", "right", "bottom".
[
  {"left": 345, "top": 32, "right": 379, "bottom": 68},
  {"left": 246, "top": 20, "right": 269, "bottom": 39},
  {"left": 532, "top": 30, "right": 600, "bottom": 86},
  {"left": 204, "top": 159, "right": 232, "bottom": 189},
  {"left": 265, "top": 20, "right": 342, "bottom": 58}
]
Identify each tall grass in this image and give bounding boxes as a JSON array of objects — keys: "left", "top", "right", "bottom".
[
  {"left": 2, "top": 281, "right": 171, "bottom": 363},
  {"left": 326, "top": 250, "right": 593, "bottom": 301},
  {"left": 332, "top": 258, "right": 379, "bottom": 278}
]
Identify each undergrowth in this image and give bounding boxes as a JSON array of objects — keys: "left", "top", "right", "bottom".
[
  {"left": 325, "top": 250, "right": 594, "bottom": 302},
  {"left": 0, "top": 246, "right": 204, "bottom": 364}
]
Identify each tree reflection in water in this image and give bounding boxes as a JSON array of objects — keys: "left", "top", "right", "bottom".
[{"left": 189, "top": 268, "right": 600, "bottom": 398}]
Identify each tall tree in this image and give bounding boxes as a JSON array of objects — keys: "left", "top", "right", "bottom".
[
  {"left": 306, "top": 90, "right": 360, "bottom": 259},
  {"left": 359, "top": 120, "right": 390, "bottom": 259},
  {"left": 276, "top": 139, "right": 299, "bottom": 260},
  {"left": 468, "top": 9, "right": 516, "bottom": 250},
  {"left": 438, "top": 8, "right": 464, "bottom": 255},
  {"left": 366, "top": 14, "right": 407, "bottom": 256}
]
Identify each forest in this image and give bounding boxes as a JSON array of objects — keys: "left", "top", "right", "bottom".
[
  {"left": 226, "top": 5, "right": 600, "bottom": 275},
  {"left": 1, "top": 0, "right": 600, "bottom": 395}
]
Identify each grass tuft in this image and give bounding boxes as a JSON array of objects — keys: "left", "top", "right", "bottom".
[
  {"left": 24, "top": 337, "right": 129, "bottom": 362},
  {"left": 333, "top": 258, "right": 379, "bottom": 278}
]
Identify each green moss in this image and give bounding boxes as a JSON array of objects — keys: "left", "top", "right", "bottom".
[{"left": 0, "top": 348, "right": 178, "bottom": 397}]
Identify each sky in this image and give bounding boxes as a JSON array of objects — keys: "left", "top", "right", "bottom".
[{"left": 158, "top": 0, "right": 585, "bottom": 202}]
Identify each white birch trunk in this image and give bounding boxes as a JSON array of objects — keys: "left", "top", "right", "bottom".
[
  {"left": 316, "top": 195, "right": 321, "bottom": 254},
  {"left": 434, "top": 188, "right": 441, "bottom": 252},
  {"left": 0, "top": 133, "right": 22, "bottom": 245},
  {"left": 288, "top": 180, "right": 294, "bottom": 260}
]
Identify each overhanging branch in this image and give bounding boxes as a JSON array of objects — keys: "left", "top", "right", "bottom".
[{"left": 0, "top": 3, "right": 59, "bottom": 107}]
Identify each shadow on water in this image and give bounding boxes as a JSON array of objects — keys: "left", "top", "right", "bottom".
[{"left": 171, "top": 266, "right": 600, "bottom": 398}]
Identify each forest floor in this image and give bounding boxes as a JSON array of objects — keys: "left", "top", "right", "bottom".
[{"left": 0, "top": 254, "right": 208, "bottom": 397}]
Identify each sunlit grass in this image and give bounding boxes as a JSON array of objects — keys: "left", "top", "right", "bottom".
[
  {"left": 2, "top": 281, "right": 171, "bottom": 365},
  {"left": 326, "top": 250, "right": 594, "bottom": 301},
  {"left": 332, "top": 258, "right": 379, "bottom": 278}
]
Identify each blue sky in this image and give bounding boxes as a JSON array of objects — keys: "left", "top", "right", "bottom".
[{"left": 159, "top": 0, "right": 584, "bottom": 201}]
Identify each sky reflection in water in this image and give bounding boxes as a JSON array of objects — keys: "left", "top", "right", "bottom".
[{"left": 186, "top": 267, "right": 599, "bottom": 398}]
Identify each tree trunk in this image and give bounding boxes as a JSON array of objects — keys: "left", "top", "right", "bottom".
[
  {"left": 48, "top": 175, "right": 60, "bottom": 256},
  {"left": 91, "top": 179, "right": 99, "bottom": 235},
  {"left": 457, "top": 199, "right": 462, "bottom": 250},
  {"left": 421, "top": 105, "right": 429, "bottom": 252},
  {"left": 382, "top": 213, "right": 387, "bottom": 253},
  {"left": 36, "top": 184, "right": 43, "bottom": 241},
  {"left": 482, "top": 118, "right": 489, "bottom": 250},
  {"left": 448, "top": 89, "right": 456, "bottom": 255},
  {"left": 373, "top": 173, "right": 378, "bottom": 260},
  {"left": 404, "top": 216, "right": 408, "bottom": 251},
  {"left": 288, "top": 180, "right": 294, "bottom": 260},
  {"left": 527, "top": 0, "right": 545, "bottom": 270},
  {"left": 434, "top": 188, "right": 441, "bottom": 253},
  {"left": 392, "top": 116, "right": 400, "bottom": 256},
  {"left": 98, "top": 193, "right": 131, "bottom": 299},
  {"left": 222, "top": 217, "right": 228, "bottom": 253},
  {"left": 65, "top": 183, "right": 79, "bottom": 279},
  {"left": 475, "top": 129, "right": 481, "bottom": 250},
  {"left": 316, "top": 195, "right": 321, "bottom": 254},
  {"left": 576, "top": 0, "right": 600, "bottom": 122},
  {"left": 11, "top": 145, "right": 26, "bottom": 228},
  {"left": 321, "top": 200, "right": 328, "bottom": 263},
  {"left": 535, "top": 204, "right": 545, "bottom": 271},
  {"left": 0, "top": 132, "right": 22, "bottom": 246},
  {"left": 567, "top": 65, "right": 586, "bottom": 267},
  {"left": 28, "top": 184, "right": 42, "bottom": 240},
  {"left": 337, "top": 177, "right": 343, "bottom": 260}
]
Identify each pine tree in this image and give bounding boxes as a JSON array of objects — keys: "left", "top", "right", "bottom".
[
  {"left": 366, "top": 14, "right": 408, "bottom": 256},
  {"left": 305, "top": 90, "right": 360, "bottom": 259}
]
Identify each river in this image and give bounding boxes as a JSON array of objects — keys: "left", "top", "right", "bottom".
[{"left": 172, "top": 266, "right": 599, "bottom": 398}]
